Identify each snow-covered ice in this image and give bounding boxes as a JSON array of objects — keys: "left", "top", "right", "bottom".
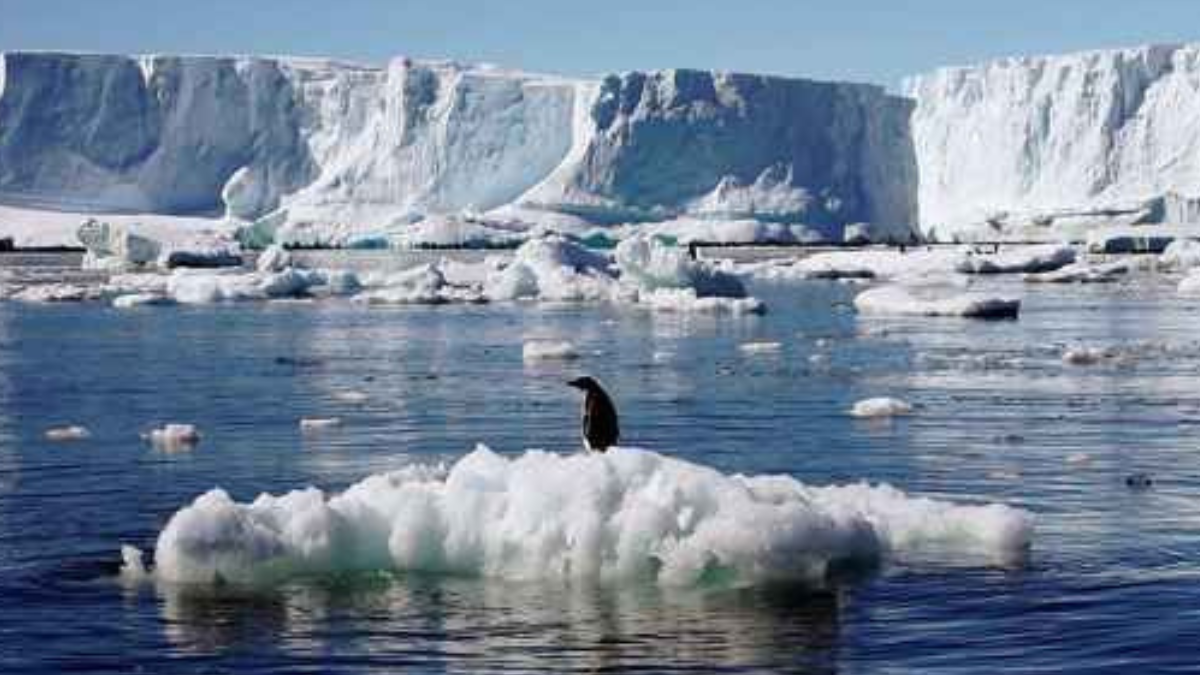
[
  {"left": 1024, "top": 260, "right": 1130, "bottom": 284},
  {"left": 854, "top": 285, "right": 1020, "bottom": 319},
  {"left": 0, "top": 52, "right": 918, "bottom": 248},
  {"left": 136, "top": 445, "right": 1033, "bottom": 587},
  {"left": 907, "top": 44, "right": 1200, "bottom": 240}
]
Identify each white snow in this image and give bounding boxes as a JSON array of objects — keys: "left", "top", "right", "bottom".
[
  {"left": 139, "top": 445, "right": 1033, "bottom": 587},
  {"left": 850, "top": 397, "right": 913, "bottom": 418},
  {"left": 854, "top": 285, "right": 1020, "bottom": 319}
]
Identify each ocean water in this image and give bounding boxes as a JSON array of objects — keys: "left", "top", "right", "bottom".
[{"left": 1, "top": 266, "right": 1199, "bottom": 673}]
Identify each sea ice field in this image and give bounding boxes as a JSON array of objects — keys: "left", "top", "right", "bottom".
[{"left": 2, "top": 246, "right": 1199, "bottom": 673}]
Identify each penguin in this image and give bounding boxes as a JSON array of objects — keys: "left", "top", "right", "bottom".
[{"left": 567, "top": 376, "right": 620, "bottom": 452}]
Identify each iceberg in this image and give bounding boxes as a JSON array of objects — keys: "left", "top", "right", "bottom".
[
  {"left": 138, "top": 445, "right": 1033, "bottom": 587},
  {"left": 906, "top": 44, "right": 1200, "bottom": 240},
  {"left": 0, "top": 52, "right": 918, "bottom": 247}
]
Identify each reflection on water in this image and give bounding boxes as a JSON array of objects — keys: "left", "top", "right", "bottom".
[{"left": 156, "top": 574, "right": 841, "bottom": 673}]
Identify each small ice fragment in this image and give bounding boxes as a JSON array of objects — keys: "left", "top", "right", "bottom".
[
  {"left": 113, "top": 292, "right": 173, "bottom": 309},
  {"left": 850, "top": 397, "right": 913, "bottom": 418},
  {"left": 146, "top": 424, "right": 201, "bottom": 448},
  {"left": 739, "top": 341, "right": 782, "bottom": 355},
  {"left": 300, "top": 417, "right": 342, "bottom": 432},
  {"left": 1062, "top": 346, "right": 1111, "bottom": 366},
  {"left": 120, "top": 545, "right": 149, "bottom": 581},
  {"left": 1066, "top": 452, "right": 1090, "bottom": 464},
  {"left": 45, "top": 425, "right": 91, "bottom": 441},
  {"left": 523, "top": 340, "right": 579, "bottom": 361},
  {"left": 333, "top": 390, "right": 370, "bottom": 404}
]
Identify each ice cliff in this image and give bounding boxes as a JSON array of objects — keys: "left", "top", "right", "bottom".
[
  {"left": 0, "top": 52, "right": 918, "bottom": 245},
  {"left": 906, "top": 43, "right": 1200, "bottom": 240}
]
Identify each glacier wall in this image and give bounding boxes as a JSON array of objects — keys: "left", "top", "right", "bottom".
[
  {"left": 0, "top": 51, "right": 918, "bottom": 243},
  {"left": 906, "top": 44, "right": 1200, "bottom": 239}
]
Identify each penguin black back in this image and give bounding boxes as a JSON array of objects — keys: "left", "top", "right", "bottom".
[{"left": 567, "top": 376, "right": 620, "bottom": 452}]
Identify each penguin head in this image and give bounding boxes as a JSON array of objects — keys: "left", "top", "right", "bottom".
[{"left": 567, "top": 376, "right": 600, "bottom": 392}]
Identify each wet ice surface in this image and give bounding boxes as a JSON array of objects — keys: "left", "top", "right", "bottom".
[{"left": 1, "top": 262, "right": 1200, "bottom": 673}]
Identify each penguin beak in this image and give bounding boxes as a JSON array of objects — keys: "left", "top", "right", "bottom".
[{"left": 566, "top": 378, "right": 585, "bottom": 390}]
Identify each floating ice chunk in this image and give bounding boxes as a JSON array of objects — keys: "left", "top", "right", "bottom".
[
  {"left": 45, "top": 425, "right": 91, "bottom": 441},
  {"left": 355, "top": 263, "right": 479, "bottom": 305},
  {"left": 255, "top": 244, "right": 293, "bottom": 273},
  {"left": 157, "top": 237, "right": 243, "bottom": 269},
  {"left": 300, "top": 418, "right": 342, "bottom": 432},
  {"left": 119, "top": 544, "right": 150, "bottom": 582},
  {"left": 77, "top": 219, "right": 161, "bottom": 271},
  {"left": 759, "top": 248, "right": 965, "bottom": 282},
  {"left": 614, "top": 235, "right": 747, "bottom": 298},
  {"left": 1025, "top": 260, "right": 1129, "bottom": 284},
  {"left": 146, "top": 424, "right": 201, "bottom": 449},
  {"left": 1159, "top": 239, "right": 1200, "bottom": 270},
  {"left": 484, "top": 235, "right": 615, "bottom": 302},
  {"left": 12, "top": 283, "right": 98, "bottom": 303},
  {"left": 854, "top": 285, "right": 1019, "bottom": 319},
  {"left": 850, "top": 397, "right": 913, "bottom": 418},
  {"left": 167, "top": 269, "right": 263, "bottom": 304},
  {"left": 332, "top": 390, "right": 370, "bottom": 404},
  {"left": 955, "top": 245, "right": 1075, "bottom": 275},
  {"left": 523, "top": 340, "right": 580, "bottom": 361},
  {"left": 103, "top": 273, "right": 169, "bottom": 297},
  {"left": 258, "top": 268, "right": 324, "bottom": 298},
  {"left": 149, "top": 445, "right": 1033, "bottom": 587},
  {"left": 739, "top": 340, "right": 782, "bottom": 355},
  {"left": 112, "top": 292, "right": 174, "bottom": 309}
]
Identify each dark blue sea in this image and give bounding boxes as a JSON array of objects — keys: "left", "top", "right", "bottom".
[{"left": 1, "top": 262, "right": 1199, "bottom": 673}]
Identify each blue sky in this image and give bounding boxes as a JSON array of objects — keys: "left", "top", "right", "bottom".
[{"left": 2, "top": 0, "right": 1198, "bottom": 89}]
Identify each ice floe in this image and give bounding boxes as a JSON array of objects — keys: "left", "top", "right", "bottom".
[
  {"left": 1025, "top": 260, "right": 1130, "bottom": 284},
  {"left": 137, "top": 445, "right": 1033, "bottom": 588},
  {"left": 955, "top": 244, "right": 1075, "bottom": 275},
  {"left": 854, "top": 285, "right": 1020, "bottom": 319}
]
